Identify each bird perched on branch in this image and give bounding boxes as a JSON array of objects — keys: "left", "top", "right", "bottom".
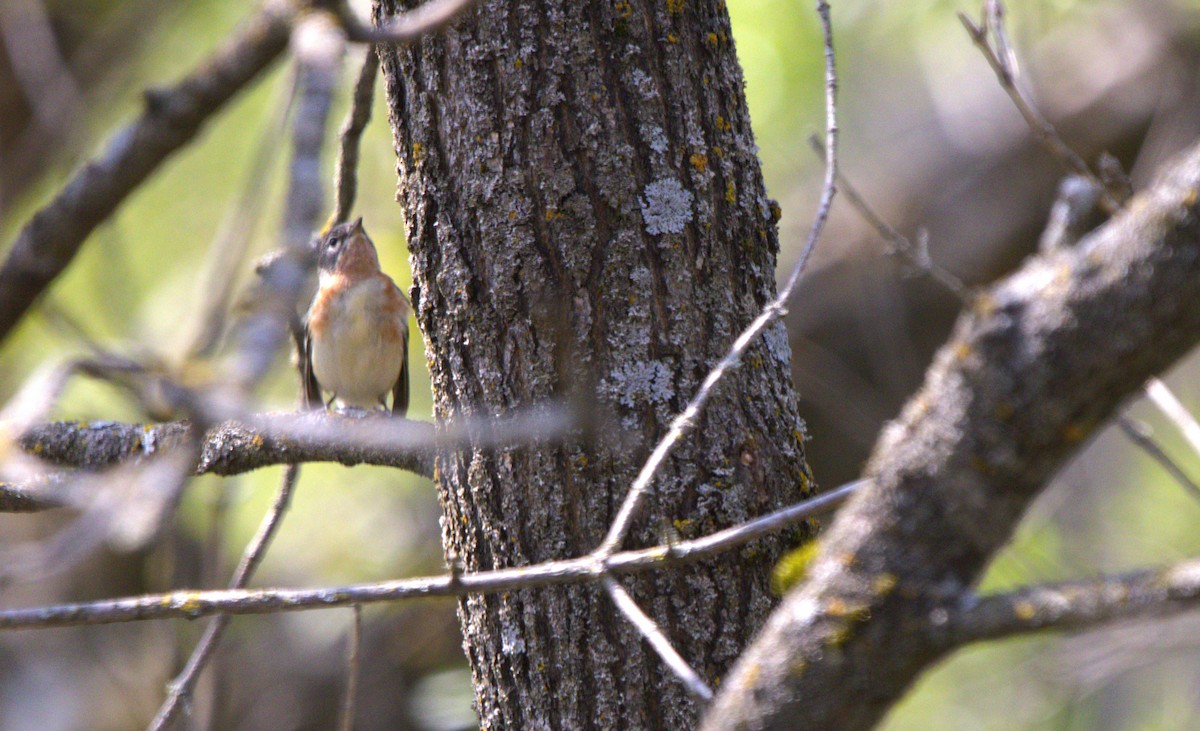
[{"left": 303, "top": 217, "right": 411, "bottom": 415}]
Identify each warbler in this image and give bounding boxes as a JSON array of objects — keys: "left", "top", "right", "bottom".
[{"left": 303, "top": 217, "right": 411, "bottom": 415}]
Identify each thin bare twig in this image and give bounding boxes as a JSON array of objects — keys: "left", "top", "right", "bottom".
[
  {"left": 333, "top": 0, "right": 482, "bottom": 44},
  {"left": 148, "top": 464, "right": 302, "bottom": 730},
  {"left": 957, "top": 1, "right": 1122, "bottom": 213},
  {"left": 807, "top": 136, "right": 969, "bottom": 303},
  {"left": 333, "top": 46, "right": 378, "bottom": 224},
  {"left": 595, "top": 0, "right": 839, "bottom": 557},
  {"left": 223, "top": 15, "right": 344, "bottom": 391},
  {"left": 1117, "top": 415, "right": 1200, "bottom": 505},
  {"left": 0, "top": 0, "right": 85, "bottom": 140},
  {"left": 0, "top": 480, "right": 858, "bottom": 631},
  {"left": 337, "top": 605, "right": 364, "bottom": 731},
  {"left": 185, "top": 69, "right": 299, "bottom": 359},
  {"left": 1144, "top": 378, "right": 1200, "bottom": 460},
  {"left": 602, "top": 576, "right": 713, "bottom": 701},
  {"left": 0, "top": 0, "right": 296, "bottom": 344}
]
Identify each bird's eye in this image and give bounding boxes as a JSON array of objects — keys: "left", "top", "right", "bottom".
[{"left": 327, "top": 237, "right": 340, "bottom": 249}]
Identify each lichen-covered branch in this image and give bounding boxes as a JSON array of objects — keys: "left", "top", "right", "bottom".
[
  {"left": 703, "top": 140, "right": 1200, "bottom": 731},
  {"left": 0, "top": 1, "right": 296, "bottom": 343},
  {"left": 9, "top": 414, "right": 437, "bottom": 510},
  {"left": 938, "top": 558, "right": 1200, "bottom": 646}
]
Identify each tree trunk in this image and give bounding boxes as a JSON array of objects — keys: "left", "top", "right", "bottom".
[{"left": 374, "top": 0, "right": 814, "bottom": 726}]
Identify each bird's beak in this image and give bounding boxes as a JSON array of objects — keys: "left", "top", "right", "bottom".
[{"left": 351, "top": 216, "right": 364, "bottom": 233}]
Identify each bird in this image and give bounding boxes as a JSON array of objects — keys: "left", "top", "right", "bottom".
[{"left": 302, "top": 217, "right": 411, "bottom": 416}]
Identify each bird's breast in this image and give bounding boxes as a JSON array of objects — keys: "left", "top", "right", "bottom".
[{"left": 310, "top": 277, "right": 406, "bottom": 407}]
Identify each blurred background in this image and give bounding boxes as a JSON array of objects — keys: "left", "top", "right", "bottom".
[{"left": 1, "top": 0, "right": 1199, "bottom": 728}]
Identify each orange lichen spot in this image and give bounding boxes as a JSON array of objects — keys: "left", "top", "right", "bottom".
[
  {"left": 953, "top": 341, "right": 972, "bottom": 362},
  {"left": 1055, "top": 264, "right": 1072, "bottom": 286},
  {"left": 251, "top": 434, "right": 265, "bottom": 449},
  {"left": 689, "top": 152, "right": 708, "bottom": 173},
  {"left": 514, "top": 57, "right": 524, "bottom": 69},
  {"left": 715, "top": 115, "right": 731, "bottom": 132},
  {"left": 615, "top": 0, "right": 633, "bottom": 18},
  {"left": 508, "top": 210, "right": 518, "bottom": 220},
  {"left": 973, "top": 292, "right": 996, "bottom": 317},
  {"left": 825, "top": 597, "right": 849, "bottom": 616},
  {"left": 1063, "top": 422, "right": 1087, "bottom": 443},
  {"left": 1014, "top": 601, "right": 1037, "bottom": 621},
  {"left": 545, "top": 208, "right": 563, "bottom": 222},
  {"left": 769, "top": 200, "right": 782, "bottom": 223},
  {"left": 872, "top": 573, "right": 898, "bottom": 596},
  {"left": 666, "top": 0, "right": 685, "bottom": 15},
  {"left": 712, "top": 145, "right": 723, "bottom": 157},
  {"left": 705, "top": 32, "right": 719, "bottom": 47},
  {"left": 725, "top": 179, "right": 737, "bottom": 204},
  {"left": 742, "top": 663, "right": 759, "bottom": 686},
  {"left": 411, "top": 142, "right": 425, "bottom": 165},
  {"left": 838, "top": 552, "right": 857, "bottom": 568},
  {"left": 175, "top": 593, "right": 203, "bottom": 616},
  {"left": 666, "top": 32, "right": 679, "bottom": 44}
]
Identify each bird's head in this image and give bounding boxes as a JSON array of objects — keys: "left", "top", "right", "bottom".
[{"left": 317, "top": 216, "right": 380, "bottom": 278}]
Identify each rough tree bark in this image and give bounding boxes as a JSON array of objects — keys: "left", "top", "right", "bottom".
[{"left": 374, "top": 0, "right": 814, "bottom": 727}]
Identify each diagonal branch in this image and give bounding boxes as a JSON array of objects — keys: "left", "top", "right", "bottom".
[
  {"left": 332, "top": 45, "right": 379, "bottom": 224},
  {"left": 0, "top": 1, "right": 296, "bottom": 343},
  {"left": 602, "top": 576, "right": 714, "bottom": 701},
  {"left": 149, "top": 464, "right": 302, "bottom": 730},
  {"left": 703, "top": 137, "right": 1200, "bottom": 731},
  {"left": 958, "top": 2, "right": 1123, "bottom": 213}
]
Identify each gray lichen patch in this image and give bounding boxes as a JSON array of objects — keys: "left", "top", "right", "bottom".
[
  {"left": 640, "top": 177, "right": 694, "bottom": 235},
  {"left": 604, "top": 360, "right": 676, "bottom": 409},
  {"left": 764, "top": 321, "right": 793, "bottom": 365}
]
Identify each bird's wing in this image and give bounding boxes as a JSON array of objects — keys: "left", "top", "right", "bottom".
[
  {"left": 299, "top": 320, "right": 322, "bottom": 410},
  {"left": 392, "top": 324, "right": 410, "bottom": 417}
]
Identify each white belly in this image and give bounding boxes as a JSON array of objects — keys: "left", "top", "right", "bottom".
[{"left": 311, "top": 283, "right": 404, "bottom": 408}]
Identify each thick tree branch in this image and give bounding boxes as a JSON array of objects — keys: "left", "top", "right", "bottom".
[
  {"left": 0, "top": 1, "right": 295, "bottom": 343},
  {"left": 704, "top": 140, "right": 1200, "bottom": 731},
  {"left": 7, "top": 414, "right": 436, "bottom": 512}
]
